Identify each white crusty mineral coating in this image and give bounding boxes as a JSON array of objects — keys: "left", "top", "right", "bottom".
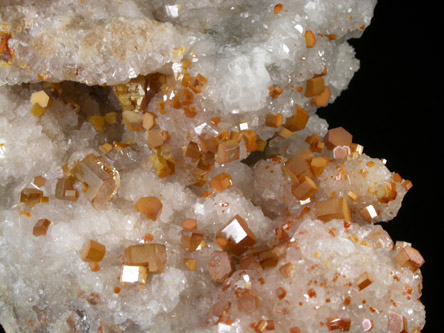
[{"left": 1, "top": 0, "right": 425, "bottom": 332}]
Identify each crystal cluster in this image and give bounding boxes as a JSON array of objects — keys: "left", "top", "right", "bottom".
[{"left": 0, "top": 0, "right": 425, "bottom": 332}]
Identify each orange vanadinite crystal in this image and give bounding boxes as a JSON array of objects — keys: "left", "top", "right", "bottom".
[
  {"left": 237, "top": 294, "right": 258, "bottom": 314},
  {"left": 88, "top": 115, "right": 105, "bottom": 132},
  {"left": 283, "top": 149, "right": 314, "bottom": 182},
  {"left": 216, "top": 215, "right": 256, "bottom": 256},
  {"left": 184, "top": 258, "right": 197, "bottom": 271},
  {"left": 291, "top": 176, "right": 318, "bottom": 200},
  {"left": 304, "top": 30, "right": 317, "bottom": 48},
  {"left": 310, "top": 156, "right": 329, "bottom": 178},
  {"left": 184, "top": 141, "right": 201, "bottom": 159},
  {"left": 210, "top": 172, "right": 233, "bottom": 193},
  {"left": 304, "top": 77, "right": 325, "bottom": 98},
  {"left": 81, "top": 240, "right": 106, "bottom": 263},
  {"left": 182, "top": 218, "right": 197, "bottom": 231},
  {"left": 243, "top": 130, "right": 258, "bottom": 153},
  {"left": 20, "top": 188, "right": 43, "bottom": 206},
  {"left": 32, "top": 176, "right": 46, "bottom": 187},
  {"left": 142, "top": 112, "right": 155, "bottom": 130},
  {"left": 135, "top": 196, "right": 162, "bottom": 221},
  {"left": 355, "top": 272, "right": 373, "bottom": 290},
  {"left": 181, "top": 229, "right": 205, "bottom": 253},
  {"left": 0, "top": 33, "right": 14, "bottom": 64},
  {"left": 326, "top": 317, "right": 351, "bottom": 331},
  {"left": 122, "top": 111, "right": 144, "bottom": 132},
  {"left": 315, "top": 198, "right": 352, "bottom": 223},
  {"left": 311, "top": 86, "right": 331, "bottom": 107},
  {"left": 72, "top": 154, "right": 120, "bottom": 209},
  {"left": 189, "top": 74, "right": 208, "bottom": 94},
  {"left": 324, "top": 127, "right": 353, "bottom": 149},
  {"left": 124, "top": 243, "right": 166, "bottom": 273},
  {"left": 265, "top": 113, "right": 283, "bottom": 128},
  {"left": 209, "top": 251, "right": 235, "bottom": 283},
  {"left": 283, "top": 106, "right": 309, "bottom": 132},
  {"left": 268, "top": 85, "right": 283, "bottom": 98},
  {"left": 215, "top": 140, "right": 240, "bottom": 165},
  {"left": 148, "top": 129, "right": 166, "bottom": 148},
  {"left": 55, "top": 177, "right": 78, "bottom": 202},
  {"left": 394, "top": 245, "right": 425, "bottom": 272},
  {"left": 33, "top": 218, "right": 51, "bottom": 236},
  {"left": 274, "top": 3, "right": 283, "bottom": 14}
]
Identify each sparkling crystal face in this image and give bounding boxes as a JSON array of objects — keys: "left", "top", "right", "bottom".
[{"left": 216, "top": 215, "right": 256, "bottom": 256}]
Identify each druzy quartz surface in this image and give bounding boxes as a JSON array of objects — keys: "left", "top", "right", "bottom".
[{"left": 0, "top": 0, "right": 426, "bottom": 332}]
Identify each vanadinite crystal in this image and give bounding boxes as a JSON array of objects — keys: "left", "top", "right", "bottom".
[{"left": 0, "top": 0, "right": 426, "bottom": 332}]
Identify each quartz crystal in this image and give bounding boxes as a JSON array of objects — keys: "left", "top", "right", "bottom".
[{"left": 0, "top": 0, "right": 426, "bottom": 332}]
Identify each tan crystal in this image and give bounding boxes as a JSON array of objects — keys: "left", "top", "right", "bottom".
[
  {"left": 113, "top": 75, "right": 148, "bottom": 112},
  {"left": 198, "top": 136, "right": 219, "bottom": 153},
  {"left": 394, "top": 245, "right": 425, "bottom": 272},
  {"left": 215, "top": 140, "right": 240, "bottom": 165},
  {"left": 209, "top": 251, "right": 235, "bottom": 283},
  {"left": 148, "top": 129, "right": 166, "bottom": 148},
  {"left": 181, "top": 229, "right": 205, "bottom": 253},
  {"left": 189, "top": 74, "right": 208, "bottom": 94},
  {"left": 387, "top": 312, "right": 408, "bottom": 333},
  {"left": 291, "top": 176, "right": 318, "bottom": 200},
  {"left": 355, "top": 272, "right": 373, "bottom": 290},
  {"left": 184, "top": 258, "right": 197, "bottom": 271},
  {"left": 182, "top": 218, "right": 197, "bottom": 231},
  {"left": 265, "top": 114, "right": 283, "bottom": 128},
  {"left": 30, "top": 103, "right": 47, "bottom": 118},
  {"left": 104, "top": 112, "right": 118, "bottom": 125},
  {"left": 347, "top": 190, "right": 359, "bottom": 202},
  {"left": 142, "top": 112, "right": 155, "bottom": 130},
  {"left": 310, "top": 156, "right": 329, "bottom": 178},
  {"left": 184, "top": 141, "right": 201, "bottom": 159},
  {"left": 33, "top": 218, "right": 51, "bottom": 237},
  {"left": 315, "top": 198, "right": 352, "bottom": 223},
  {"left": 326, "top": 317, "right": 351, "bottom": 331},
  {"left": 88, "top": 115, "right": 105, "bottom": 132},
  {"left": 276, "top": 127, "right": 296, "bottom": 139},
  {"left": 283, "top": 149, "right": 314, "bottom": 182},
  {"left": 216, "top": 215, "right": 257, "bottom": 256},
  {"left": 237, "top": 294, "right": 258, "bottom": 314},
  {"left": 311, "top": 86, "right": 331, "bottom": 107},
  {"left": 135, "top": 196, "right": 162, "bottom": 221},
  {"left": 210, "top": 173, "right": 233, "bottom": 193},
  {"left": 304, "top": 30, "right": 316, "bottom": 48},
  {"left": 375, "top": 183, "right": 397, "bottom": 203},
  {"left": 283, "top": 106, "right": 309, "bottom": 132},
  {"left": 30, "top": 90, "right": 51, "bottom": 108},
  {"left": 243, "top": 130, "right": 258, "bottom": 153},
  {"left": 359, "top": 205, "right": 378, "bottom": 222},
  {"left": 124, "top": 243, "right": 166, "bottom": 273},
  {"left": 304, "top": 77, "right": 325, "bottom": 98},
  {"left": 268, "top": 85, "right": 283, "bottom": 98},
  {"left": 55, "top": 177, "right": 78, "bottom": 202},
  {"left": 32, "top": 176, "right": 46, "bottom": 187},
  {"left": 81, "top": 240, "right": 106, "bottom": 263},
  {"left": 20, "top": 188, "right": 43, "bottom": 206},
  {"left": 72, "top": 154, "right": 120, "bottom": 209},
  {"left": 122, "top": 110, "right": 144, "bottom": 132},
  {"left": 324, "top": 127, "right": 353, "bottom": 149}
]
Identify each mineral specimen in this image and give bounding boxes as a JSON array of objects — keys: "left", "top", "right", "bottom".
[{"left": 0, "top": 0, "right": 426, "bottom": 332}]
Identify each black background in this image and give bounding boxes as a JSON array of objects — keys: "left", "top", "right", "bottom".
[{"left": 0, "top": 1, "right": 441, "bottom": 332}]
